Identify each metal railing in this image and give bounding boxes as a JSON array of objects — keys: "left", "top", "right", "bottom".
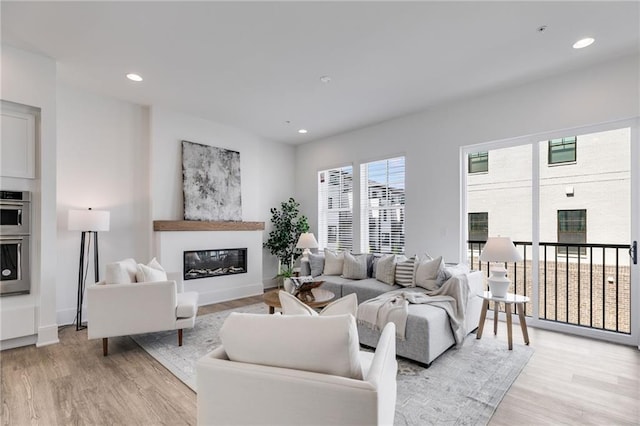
[{"left": 468, "top": 240, "right": 631, "bottom": 334}]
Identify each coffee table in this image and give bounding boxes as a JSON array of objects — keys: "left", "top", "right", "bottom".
[{"left": 263, "top": 288, "right": 335, "bottom": 314}]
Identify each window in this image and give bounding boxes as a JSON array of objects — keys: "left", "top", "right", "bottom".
[
  {"left": 318, "top": 166, "right": 353, "bottom": 251},
  {"left": 548, "top": 136, "right": 577, "bottom": 164},
  {"left": 468, "top": 212, "right": 488, "bottom": 242},
  {"left": 360, "top": 156, "right": 405, "bottom": 253},
  {"left": 557, "top": 209, "right": 586, "bottom": 255},
  {"left": 468, "top": 152, "right": 488, "bottom": 173}
]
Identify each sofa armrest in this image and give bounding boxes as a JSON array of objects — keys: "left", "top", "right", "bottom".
[
  {"left": 166, "top": 271, "right": 184, "bottom": 292},
  {"left": 87, "top": 280, "right": 178, "bottom": 339},
  {"left": 197, "top": 346, "right": 381, "bottom": 426},
  {"left": 364, "top": 322, "right": 397, "bottom": 426}
]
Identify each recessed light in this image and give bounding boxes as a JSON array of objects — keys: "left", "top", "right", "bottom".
[
  {"left": 298, "top": 129, "right": 308, "bottom": 134},
  {"left": 573, "top": 37, "right": 594, "bottom": 49},
  {"left": 319, "top": 75, "right": 331, "bottom": 84},
  {"left": 126, "top": 73, "right": 143, "bottom": 82}
]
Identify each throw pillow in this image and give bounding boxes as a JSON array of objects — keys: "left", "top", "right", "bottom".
[
  {"left": 443, "top": 262, "right": 471, "bottom": 281},
  {"left": 135, "top": 258, "right": 168, "bottom": 282},
  {"left": 220, "top": 312, "right": 363, "bottom": 380},
  {"left": 323, "top": 249, "right": 344, "bottom": 275},
  {"left": 308, "top": 253, "right": 325, "bottom": 277},
  {"left": 375, "top": 254, "right": 397, "bottom": 285},
  {"left": 278, "top": 291, "right": 358, "bottom": 317},
  {"left": 395, "top": 255, "right": 417, "bottom": 287},
  {"left": 342, "top": 252, "right": 368, "bottom": 280},
  {"left": 366, "top": 254, "right": 380, "bottom": 278},
  {"left": 415, "top": 256, "right": 445, "bottom": 291},
  {"left": 104, "top": 258, "right": 137, "bottom": 284}
]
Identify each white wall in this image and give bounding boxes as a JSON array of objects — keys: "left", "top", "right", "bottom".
[
  {"left": 56, "top": 85, "right": 151, "bottom": 324},
  {"left": 149, "top": 107, "right": 295, "bottom": 292},
  {"left": 0, "top": 45, "right": 58, "bottom": 347},
  {"left": 295, "top": 54, "right": 640, "bottom": 263}
]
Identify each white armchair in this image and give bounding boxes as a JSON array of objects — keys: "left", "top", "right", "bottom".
[
  {"left": 87, "top": 272, "right": 198, "bottom": 356},
  {"left": 196, "top": 313, "right": 398, "bottom": 426}
]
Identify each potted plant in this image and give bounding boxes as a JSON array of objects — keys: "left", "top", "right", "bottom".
[{"left": 264, "top": 198, "right": 309, "bottom": 286}]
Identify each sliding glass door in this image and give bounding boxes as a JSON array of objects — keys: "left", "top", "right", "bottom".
[{"left": 462, "top": 120, "right": 638, "bottom": 345}]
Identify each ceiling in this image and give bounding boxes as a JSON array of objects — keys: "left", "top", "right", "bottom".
[{"left": 2, "top": 1, "right": 638, "bottom": 144}]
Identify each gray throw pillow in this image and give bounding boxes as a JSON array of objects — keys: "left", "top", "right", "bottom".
[
  {"left": 375, "top": 254, "right": 397, "bottom": 285},
  {"left": 342, "top": 252, "right": 368, "bottom": 280},
  {"left": 308, "top": 253, "right": 325, "bottom": 277}
]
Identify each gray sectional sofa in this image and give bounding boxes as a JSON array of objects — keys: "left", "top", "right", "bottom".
[{"left": 301, "top": 259, "right": 484, "bottom": 366}]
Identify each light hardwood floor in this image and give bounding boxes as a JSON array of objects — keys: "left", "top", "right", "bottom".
[{"left": 2, "top": 294, "right": 639, "bottom": 425}]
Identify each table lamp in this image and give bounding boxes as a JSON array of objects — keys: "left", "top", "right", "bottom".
[
  {"left": 296, "top": 232, "right": 318, "bottom": 262},
  {"left": 479, "top": 236, "right": 522, "bottom": 298}
]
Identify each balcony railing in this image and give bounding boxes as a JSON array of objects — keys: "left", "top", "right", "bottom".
[{"left": 468, "top": 240, "right": 631, "bottom": 334}]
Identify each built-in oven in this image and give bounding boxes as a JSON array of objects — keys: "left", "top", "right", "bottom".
[
  {"left": 0, "top": 191, "right": 31, "bottom": 236},
  {"left": 0, "top": 190, "right": 31, "bottom": 296},
  {"left": 0, "top": 236, "right": 30, "bottom": 296}
]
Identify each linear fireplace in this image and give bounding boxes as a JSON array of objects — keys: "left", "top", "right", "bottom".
[{"left": 183, "top": 248, "right": 247, "bottom": 280}]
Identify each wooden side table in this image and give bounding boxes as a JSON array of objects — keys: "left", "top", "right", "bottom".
[{"left": 476, "top": 291, "right": 530, "bottom": 350}]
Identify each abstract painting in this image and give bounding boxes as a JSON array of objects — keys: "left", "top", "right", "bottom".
[{"left": 182, "top": 140, "right": 242, "bottom": 221}]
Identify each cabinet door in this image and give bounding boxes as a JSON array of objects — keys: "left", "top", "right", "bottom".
[{"left": 1, "top": 109, "right": 36, "bottom": 179}]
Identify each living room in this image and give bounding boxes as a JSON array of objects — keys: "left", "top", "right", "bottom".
[{"left": 1, "top": 1, "right": 639, "bottom": 425}]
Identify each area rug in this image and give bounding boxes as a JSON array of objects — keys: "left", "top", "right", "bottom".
[{"left": 132, "top": 304, "right": 534, "bottom": 425}]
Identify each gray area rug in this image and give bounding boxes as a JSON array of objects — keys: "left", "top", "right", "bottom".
[{"left": 132, "top": 304, "right": 534, "bottom": 426}]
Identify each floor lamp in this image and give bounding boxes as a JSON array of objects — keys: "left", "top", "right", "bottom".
[{"left": 68, "top": 208, "right": 110, "bottom": 331}]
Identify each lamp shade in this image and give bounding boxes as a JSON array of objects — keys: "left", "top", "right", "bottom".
[
  {"left": 479, "top": 236, "right": 522, "bottom": 263},
  {"left": 296, "top": 232, "right": 319, "bottom": 249},
  {"left": 68, "top": 209, "right": 110, "bottom": 232}
]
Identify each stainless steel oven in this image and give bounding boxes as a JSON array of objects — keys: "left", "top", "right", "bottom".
[
  {"left": 0, "top": 191, "right": 31, "bottom": 235},
  {"left": 0, "top": 236, "right": 30, "bottom": 296},
  {"left": 0, "top": 190, "right": 31, "bottom": 296}
]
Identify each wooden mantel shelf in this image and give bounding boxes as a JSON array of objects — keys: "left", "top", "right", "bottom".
[{"left": 153, "top": 220, "right": 265, "bottom": 232}]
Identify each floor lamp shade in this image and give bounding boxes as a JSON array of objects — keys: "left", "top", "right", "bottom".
[
  {"left": 479, "top": 237, "right": 522, "bottom": 298},
  {"left": 68, "top": 209, "right": 110, "bottom": 232},
  {"left": 69, "top": 208, "right": 110, "bottom": 331}
]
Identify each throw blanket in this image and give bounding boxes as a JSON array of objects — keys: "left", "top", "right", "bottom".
[{"left": 357, "top": 274, "right": 470, "bottom": 347}]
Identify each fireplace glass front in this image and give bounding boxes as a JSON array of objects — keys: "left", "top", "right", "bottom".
[{"left": 183, "top": 248, "right": 247, "bottom": 280}]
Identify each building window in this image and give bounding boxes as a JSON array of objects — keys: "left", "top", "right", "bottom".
[
  {"left": 318, "top": 166, "right": 353, "bottom": 251},
  {"left": 468, "top": 212, "right": 488, "bottom": 242},
  {"left": 548, "top": 136, "right": 577, "bottom": 164},
  {"left": 468, "top": 152, "right": 488, "bottom": 174},
  {"left": 557, "top": 209, "right": 586, "bottom": 255},
  {"left": 360, "top": 156, "right": 405, "bottom": 254}
]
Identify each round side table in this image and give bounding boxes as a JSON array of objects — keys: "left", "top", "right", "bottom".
[
  {"left": 476, "top": 291, "right": 530, "bottom": 350},
  {"left": 263, "top": 288, "right": 335, "bottom": 314}
]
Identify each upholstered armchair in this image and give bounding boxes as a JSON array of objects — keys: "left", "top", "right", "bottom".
[
  {"left": 197, "top": 313, "right": 398, "bottom": 426},
  {"left": 87, "top": 270, "right": 198, "bottom": 356}
]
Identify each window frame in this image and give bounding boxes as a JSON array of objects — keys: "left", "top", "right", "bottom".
[
  {"left": 557, "top": 209, "right": 587, "bottom": 256},
  {"left": 468, "top": 212, "right": 488, "bottom": 242},
  {"left": 468, "top": 151, "right": 489, "bottom": 174},
  {"left": 548, "top": 136, "right": 577, "bottom": 165},
  {"left": 317, "top": 166, "right": 354, "bottom": 252}
]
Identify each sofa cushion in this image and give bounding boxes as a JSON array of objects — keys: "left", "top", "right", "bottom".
[
  {"left": 323, "top": 249, "right": 344, "bottom": 275},
  {"left": 308, "top": 253, "right": 325, "bottom": 277},
  {"left": 395, "top": 255, "right": 417, "bottom": 287},
  {"left": 105, "top": 258, "right": 137, "bottom": 284},
  {"left": 341, "top": 278, "right": 402, "bottom": 303},
  {"left": 176, "top": 291, "right": 199, "bottom": 318},
  {"left": 415, "top": 256, "right": 445, "bottom": 290},
  {"left": 342, "top": 252, "right": 368, "bottom": 279},
  {"left": 220, "top": 312, "right": 363, "bottom": 380},
  {"left": 375, "top": 254, "right": 397, "bottom": 285}
]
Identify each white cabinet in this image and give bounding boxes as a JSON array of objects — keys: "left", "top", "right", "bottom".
[{"left": 1, "top": 102, "right": 37, "bottom": 179}]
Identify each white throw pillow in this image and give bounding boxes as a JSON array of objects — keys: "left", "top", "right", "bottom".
[
  {"left": 375, "top": 254, "right": 397, "bottom": 285},
  {"left": 415, "top": 256, "right": 445, "bottom": 290},
  {"left": 104, "top": 258, "right": 137, "bottom": 284},
  {"left": 342, "top": 252, "right": 368, "bottom": 280},
  {"left": 136, "top": 258, "right": 168, "bottom": 282},
  {"left": 323, "top": 249, "right": 344, "bottom": 275},
  {"left": 220, "top": 312, "right": 363, "bottom": 380},
  {"left": 278, "top": 291, "right": 358, "bottom": 317}
]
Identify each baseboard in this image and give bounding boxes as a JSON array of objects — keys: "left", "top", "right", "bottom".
[
  {"left": 196, "top": 283, "right": 264, "bottom": 306},
  {"left": 36, "top": 323, "right": 59, "bottom": 347},
  {"left": 1, "top": 334, "right": 37, "bottom": 350}
]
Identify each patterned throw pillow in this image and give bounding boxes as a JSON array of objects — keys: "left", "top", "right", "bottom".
[
  {"left": 323, "top": 249, "right": 344, "bottom": 275},
  {"left": 395, "top": 255, "right": 417, "bottom": 287},
  {"left": 342, "top": 252, "right": 368, "bottom": 280},
  {"left": 375, "top": 254, "right": 397, "bottom": 285}
]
